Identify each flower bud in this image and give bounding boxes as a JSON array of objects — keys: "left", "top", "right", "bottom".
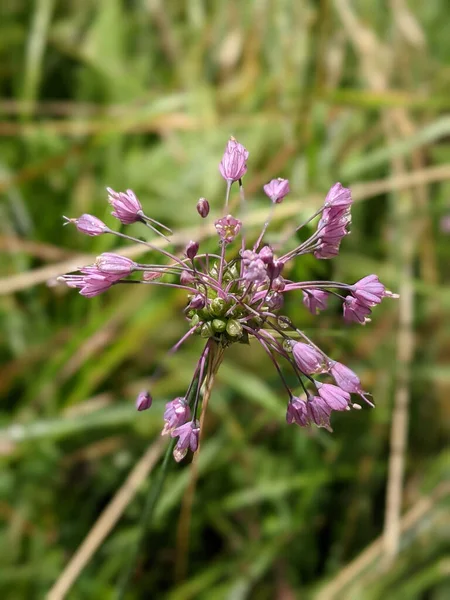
[
  {"left": 136, "top": 391, "right": 152, "bottom": 411},
  {"left": 180, "top": 270, "right": 195, "bottom": 286},
  {"left": 263, "top": 178, "right": 290, "bottom": 204},
  {"left": 210, "top": 297, "right": 227, "bottom": 316},
  {"left": 96, "top": 253, "right": 136, "bottom": 276},
  {"left": 226, "top": 319, "right": 243, "bottom": 337},
  {"left": 201, "top": 322, "right": 214, "bottom": 338},
  {"left": 185, "top": 240, "right": 199, "bottom": 260},
  {"left": 189, "top": 294, "right": 205, "bottom": 310},
  {"left": 292, "top": 342, "right": 326, "bottom": 374},
  {"left": 212, "top": 318, "right": 226, "bottom": 332},
  {"left": 64, "top": 214, "right": 108, "bottom": 236},
  {"left": 196, "top": 198, "right": 210, "bottom": 218}
]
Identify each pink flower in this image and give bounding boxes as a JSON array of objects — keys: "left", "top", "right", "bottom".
[
  {"left": 136, "top": 391, "right": 152, "bottom": 411},
  {"left": 343, "top": 296, "right": 372, "bottom": 324},
  {"left": 215, "top": 215, "right": 242, "bottom": 243},
  {"left": 315, "top": 382, "right": 350, "bottom": 411},
  {"left": 107, "top": 187, "right": 143, "bottom": 224},
  {"left": 307, "top": 397, "right": 333, "bottom": 431},
  {"left": 324, "top": 182, "right": 353, "bottom": 209},
  {"left": 351, "top": 275, "right": 393, "bottom": 307},
  {"left": 196, "top": 197, "right": 210, "bottom": 218},
  {"left": 64, "top": 214, "right": 109, "bottom": 236},
  {"left": 95, "top": 253, "right": 136, "bottom": 276},
  {"left": 329, "top": 361, "right": 374, "bottom": 407},
  {"left": 286, "top": 397, "right": 310, "bottom": 426},
  {"left": 302, "top": 290, "right": 329, "bottom": 315},
  {"left": 292, "top": 342, "right": 326, "bottom": 374},
  {"left": 263, "top": 178, "right": 290, "bottom": 204},
  {"left": 171, "top": 420, "right": 200, "bottom": 462},
  {"left": 162, "top": 397, "right": 190, "bottom": 435},
  {"left": 219, "top": 138, "right": 248, "bottom": 182}
]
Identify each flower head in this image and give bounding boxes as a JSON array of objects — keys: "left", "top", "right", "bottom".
[
  {"left": 263, "top": 178, "right": 290, "bottom": 204},
  {"left": 214, "top": 215, "right": 242, "bottom": 243},
  {"left": 136, "top": 391, "right": 152, "bottom": 411},
  {"left": 219, "top": 138, "right": 248, "bottom": 182},
  {"left": 107, "top": 187, "right": 143, "bottom": 224},
  {"left": 59, "top": 138, "right": 398, "bottom": 461}
]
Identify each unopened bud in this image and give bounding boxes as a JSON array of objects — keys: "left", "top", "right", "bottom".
[
  {"left": 196, "top": 198, "right": 210, "bottom": 218},
  {"left": 186, "top": 240, "right": 199, "bottom": 259},
  {"left": 136, "top": 391, "right": 152, "bottom": 411}
]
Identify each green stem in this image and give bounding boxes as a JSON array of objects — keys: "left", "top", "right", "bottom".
[{"left": 115, "top": 437, "right": 176, "bottom": 599}]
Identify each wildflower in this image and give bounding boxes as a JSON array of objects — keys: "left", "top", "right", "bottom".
[
  {"left": 292, "top": 342, "right": 326, "bottom": 374},
  {"left": 302, "top": 289, "right": 329, "bottom": 315},
  {"left": 219, "top": 138, "right": 248, "bottom": 182},
  {"left": 315, "top": 382, "right": 351, "bottom": 411},
  {"left": 60, "top": 138, "right": 399, "bottom": 461},
  {"left": 136, "top": 391, "right": 152, "bottom": 411},
  {"left": 351, "top": 274, "right": 398, "bottom": 307},
  {"left": 343, "top": 296, "right": 372, "bottom": 324},
  {"left": 286, "top": 397, "right": 310, "bottom": 426},
  {"left": 307, "top": 397, "right": 333, "bottom": 431},
  {"left": 196, "top": 197, "right": 210, "bottom": 218},
  {"left": 162, "top": 397, "right": 190, "bottom": 435},
  {"left": 263, "top": 178, "right": 290, "bottom": 204},
  {"left": 63, "top": 214, "right": 109, "bottom": 236},
  {"left": 96, "top": 253, "right": 136, "bottom": 276},
  {"left": 171, "top": 421, "right": 200, "bottom": 462},
  {"left": 215, "top": 215, "right": 242, "bottom": 243}
]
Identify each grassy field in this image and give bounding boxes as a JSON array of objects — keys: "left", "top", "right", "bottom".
[{"left": 1, "top": 1, "right": 449, "bottom": 599}]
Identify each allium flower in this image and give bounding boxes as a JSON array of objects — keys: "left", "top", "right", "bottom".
[
  {"left": 171, "top": 421, "right": 200, "bottom": 462},
  {"left": 263, "top": 178, "right": 290, "bottom": 204},
  {"left": 196, "top": 197, "right": 210, "bottom": 218},
  {"left": 302, "top": 289, "right": 329, "bottom": 315},
  {"left": 136, "top": 391, "right": 152, "bottom": 411},
  {"left": 63, "top": 214, "right": 109, "bottom": 236},
  {"left": 286, "top": 397, "right": 310, "bottom": 426},
  {"left": 292, "top": 342, "right": 326, "bottom": 375},
  {"left": 219, "top": 138, "right": 248, "bottom": 182},
  {"left": 60, "top": 137, "right": 399, "bottom": 461}
]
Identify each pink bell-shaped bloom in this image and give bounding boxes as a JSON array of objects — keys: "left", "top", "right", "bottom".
[
  {"left": 343, "top": 296, "right": 372, "bottom": 324},
  {"left": 95, "top": 253, "right": 136, "bottom": 276},
  {"left": 302, "top": 290, "right": 329, "bottom": 315},
  {"left": 263, "top": 178, "right": 290, "bottom": 204},
  {"left": 64, "top": 214, "right": 109, "bottom": 236},
  {"left": 107, "top": 187, "right": 143, "bottom": 224},
  {"left": 219, "top": 138, "right": 248, "bottom": 182},
  {"left": 171, "top": 420, "right": 200, "bottom": 462},
  {"left": 162, "top": 397, "right": 190, "bottom": 435},
  {"left": 286, "top": 397, "right": 310, "bottom": 427},
  {"left": 292, "top": 342, "right": 326, "bottom": 374},
  {"left": 315, "top": 382, "right": 350, "bottom": 411},
  {"left": 307, "top": 397, "right": 333, "bottom": 431},
  {"left": 215, "top": 215, "right": 242, "bottom": 243}
]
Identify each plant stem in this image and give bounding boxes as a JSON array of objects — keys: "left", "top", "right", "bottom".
[{"left": 115, "top": 437, "right": 176, "bottom": 600}]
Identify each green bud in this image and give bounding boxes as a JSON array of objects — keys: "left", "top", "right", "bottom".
[
  {"left": 190, "top": 314, "right": 200, "bottom": 327},
  {"left": 200, "top": 322, "right": 214, "bottom": 338},
  {"left": 212, "top": 318, "right": 226, "bottom": 333},
  {"left": 226, "top": 319, "right": 243, "bottom": 338},
  {"left": 197, "top": 307, "right": 211, "bottom": 320},
  {"left": 210, "top": 297, "right": 227, "bottom": 317}
]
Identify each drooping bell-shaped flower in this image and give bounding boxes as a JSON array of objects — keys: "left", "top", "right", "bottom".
[{"left": 263, "top": 178, "right": 290, "bottom": 204}]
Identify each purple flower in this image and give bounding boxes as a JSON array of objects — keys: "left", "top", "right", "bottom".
[
  {"left": 136, "top": 391, "right": 152, "bottom": 411},
  {"left": 180, "top": 270, "right": 195, "bottom": 286},
  {"left": 302, "top": 290, "right": 329, "bottom": 315},
  {"left": 324, "top": 183, "right": 353, "bottom": 209},
  {"left": 329, "top": 361, "right": 374, "bottom": 406},
  {"left": 263, "top": 178, "right": 290, "bottom": 204},
  {"left": 60, "top": 138, "right": 400, "bottom": 460},
  {"left": 286, "top": 397, "right": 310, "bottom": 426},
  {"left": 215, "top": 215, "right": 242, "bottom": 243},
  {"left": 292, "top": 342, "right": 326, "bottom": 374},
  {"left": 171, "top": 420, "right": 200, "bottom": 462},
  {"left": 162, "top": 397, "right": 190, "bottom": 435},
  {"left": 343, "top": 296, "right": 372, "bottom": 324},
  {"left": 64, "top": 214, "right": 109, "bottom": 236},
  {"left": 241, "top": 250, "right": 267, "bottom": 284},
  {"left": 196, "top": 197, "right": 210, "bottom": 218},
  {"left": 307, "top": 397, "right": 333, "bottom": 431},
  {"left": 96, "top": 253, "right": 136, "bottom": 276},
  {"left": 351, "top": 274, "right": 391, "bottom": 307},
  {"left": 219, "top": 138, "right": 248, "bottom": 182},
  {"left": 185, "top": 240, "right": 199, "bottom": 260},
  {"left": 315, "top": 382, "right": 350, "bottom": 411},
  {"left": 107, "top": 187, "right": 143, "bottom": 224},
  {"left": 189, "top": 294, "right": 205, "bottom": 309}
]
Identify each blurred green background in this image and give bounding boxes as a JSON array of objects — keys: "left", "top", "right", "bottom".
[{"left": 1, "top": 1, "right": 449, "bottom": 599}]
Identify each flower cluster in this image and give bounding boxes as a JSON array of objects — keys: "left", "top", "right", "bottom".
[{"left": 59, "top": 137, "right": 398, "bottom": 462}]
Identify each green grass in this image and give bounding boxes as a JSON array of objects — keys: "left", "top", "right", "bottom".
[{"left": 1, "top": 1, "right": 449, "bottom": 599}]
